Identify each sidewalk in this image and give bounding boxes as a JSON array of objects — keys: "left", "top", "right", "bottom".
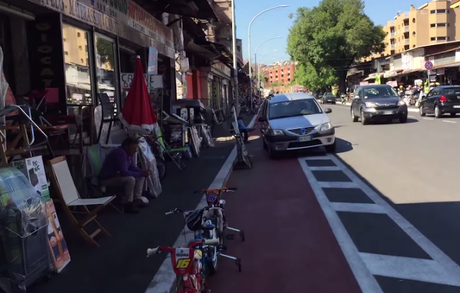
[
  {"left": 28, "top": 114, "right": 254, "bottom": 293},
  {"left": 207, "top": 124, "right": 362, "bottom": 293}
]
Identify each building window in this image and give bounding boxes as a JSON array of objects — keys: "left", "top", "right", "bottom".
[
  {"left": 64, "top": 51, "right": 69, "bottom": 55},
  {"left": 78, "top": 45, "right": 82, "bottom": 51},
  {"left": 430, "top": 10, "right": 435, "bottom": 14},
  {"left": 95, "top": 33, "right": 118, "bottom": 113},
  {"left": 431, "top": 37, "right": 436, "bottom": 41},
  {"left": 430, "top": 24, "right": 436, "bottom": 28},
  {"left": 438, "top": 23, "right": 446, "bottom": 27},
  {"left": 77, "top": 32, "right": 81, "bottom": 37},
  {"left": 413, "top": 31, "right": 416, "bottom": 37},
  {"left": 438, "top": 36, "right": 446, "bottom": 41},
  {"left": 412, "top": 18, "right": 416, "bottom": 23},
  {"left": 437, "top": 9, "right": 446, "bottom": 13}
]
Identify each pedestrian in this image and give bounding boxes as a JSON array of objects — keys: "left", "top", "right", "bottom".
[
  {"left": 98, "top": 137, "right": 151, "bottom": 213},
  {"left": 237, "top": 115, "right": 255, "bottom": 143}
]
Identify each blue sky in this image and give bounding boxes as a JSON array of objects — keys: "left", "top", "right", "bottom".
[{"left": 236, "top": 0, "right": 429, "bottom": 64}]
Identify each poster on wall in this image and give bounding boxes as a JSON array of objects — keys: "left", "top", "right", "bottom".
[{"left": 148, "top": 47, "right": 158, "bottom": 75}]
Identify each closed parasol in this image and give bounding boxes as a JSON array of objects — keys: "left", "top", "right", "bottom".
[{"left": 119, "top": 56, "right": 157, "bottom": 133}]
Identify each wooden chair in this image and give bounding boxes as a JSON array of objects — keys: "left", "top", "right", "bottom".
[{"left": 48, "top": 156, "right": 115, "bottom": 247}]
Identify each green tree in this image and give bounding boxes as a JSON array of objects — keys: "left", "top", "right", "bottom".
[{"left": 287, "top": 0, "right": 386, "bottom": 92}]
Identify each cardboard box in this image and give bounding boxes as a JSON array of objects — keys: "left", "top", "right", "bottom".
[
  {"left": 46, "top": 200, "right": 71, "bottom": 272},
  {"left": 11, "top": 156, "right": 51, "bottom": 202}
]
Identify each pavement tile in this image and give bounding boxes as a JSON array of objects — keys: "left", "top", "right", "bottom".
[
  {"left": 337, "top": 212, "right": 431, "bottom": 259},
  {"left": 323, "top": 188, "right": 375, "bottom": 204},
  {"left": 312, "top": 170, "right": 352, "bottom": 182}
]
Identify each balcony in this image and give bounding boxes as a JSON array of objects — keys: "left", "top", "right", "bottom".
[
  {"left": 405, "top": 39, "right": 410, "bottom": 45},
  {"left": 391, "top": 44, "right": 395, "bottom": 49},
  {"left": 404, "top": 26, "right": 409, "bottom": 33},
  {"left": 391, "top": 33, "right": 395, "bottom": 38}
]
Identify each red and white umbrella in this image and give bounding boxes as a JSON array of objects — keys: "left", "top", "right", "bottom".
[{"left": 119, "top": 56, "right": 157, "bottom": 133}]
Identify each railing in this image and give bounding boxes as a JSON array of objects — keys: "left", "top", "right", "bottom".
[
  {"left": 391, "top": 44, "right": 396, "bottom": 49},
  {"left": 404, "top": 26, "right": 409, "bottom": 33},
  {"left": 390, "top": 33, "right": 395, "bottom": 38},
  {"left": 405, "top": 39, "right": 410, "bottom": 45}
]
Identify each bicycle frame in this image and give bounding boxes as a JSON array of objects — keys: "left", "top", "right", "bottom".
[{"left": 157, "top": 240, "right": 207, "bottom": 293}]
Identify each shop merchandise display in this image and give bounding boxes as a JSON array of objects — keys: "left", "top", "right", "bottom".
[{"left": 0, "top": 168, "right": 51, "bottom": 292}]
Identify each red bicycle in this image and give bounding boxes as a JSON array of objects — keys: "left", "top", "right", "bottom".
[{"left": 147, "top": 238, "right": 219, "bottom": 293}]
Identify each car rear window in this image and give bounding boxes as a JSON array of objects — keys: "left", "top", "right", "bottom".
[{"left": 442, "top": 88, "right": 460, "bottom": 95}]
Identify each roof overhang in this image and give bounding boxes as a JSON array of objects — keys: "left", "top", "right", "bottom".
[{"left": 136, "top": 0, "right": 217, "bottom": 21}]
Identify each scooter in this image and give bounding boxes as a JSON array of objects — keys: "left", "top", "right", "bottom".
[{"left": 147, "top": 238, "right": 218, "bottom": 293}]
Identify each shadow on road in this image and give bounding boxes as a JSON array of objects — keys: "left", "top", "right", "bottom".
[{"left": 368, "top": 117, "right": 419, "bottom": 125}]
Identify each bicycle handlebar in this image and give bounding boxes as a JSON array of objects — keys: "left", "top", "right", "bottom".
[
  {"left": 146, "top": 239, "right": 219, "bottom": 257},
  {"left": 193, "top": 187, "right": 237, "bottom": 195}
]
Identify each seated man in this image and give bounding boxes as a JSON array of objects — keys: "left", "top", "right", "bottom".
[
  {"left": 98, "top": 137, "right": 150, "bottom": 214},
  {"left": 237, "top": 116, "right": 254, "bottom": 143}
]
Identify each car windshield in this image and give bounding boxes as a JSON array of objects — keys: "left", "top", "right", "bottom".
[
  {"left": 324, "top": 93, "right": 334, "bottom": 97},
  {"left": 269, "top": 99, "right": 322, "bottom": 120},
  {"left": 363, "top": 87, "right": 397, "bottom": 98}
]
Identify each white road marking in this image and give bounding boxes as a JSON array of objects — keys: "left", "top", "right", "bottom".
[
  {"left": 318, "top": 182, "right": 358, "bottom": 189},
  {"left": 308, "top": 166, "right": 341, "bottom": 171},
  {"left": 324, "top": 154, "right": 460, "bottom": 286},
  {"left": 298, "top": 158, "right": 384, "bottom": 293},
  {"left": 145, "top": 114, "right": 258, "bottom": 293},
  {"left": 442, "top": 120, "right": 457, "bottom": 124},
  {"left": 423, "top": 117, "right": 434, "bottom": 121},
  {"left": 360, "top": 253, "right": 460, "bottom": 287},
  {"left": 331, "top": 202, "right": 386, "bottom": 214}
]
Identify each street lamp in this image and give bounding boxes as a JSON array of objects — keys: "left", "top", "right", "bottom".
[
  {"left": 254, "top": 37, "right": 282, "bottom": 92},
  {"left": 247, "top": 5, "right": 288, "bottom": 104},
  {"left": 257, "top": 49, "right": 278, "bottom": 92}
]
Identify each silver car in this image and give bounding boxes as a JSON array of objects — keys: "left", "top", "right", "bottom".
[{"left": 258, "top": 93, "right": 336, "bottom": 158}]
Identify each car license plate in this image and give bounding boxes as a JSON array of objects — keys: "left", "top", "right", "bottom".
[
  {"left": 383, "top": 110, "right": 394, "bottom": 115},
  {"left": 454, "top": 105, "right": 460, "bottom": 108},
  {"left": 298, "top": 136, "right": 312, "bottom": 142}
]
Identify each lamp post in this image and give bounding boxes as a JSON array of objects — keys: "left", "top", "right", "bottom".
[
  {"left": 247, "top": 5, "right": 288, "bottom": 107},
  {"left": 231, "top": 0, "right": 239, "bottom": 115},
  {"left": 257, "top": 49, "right": 278, "bottom": 93}
]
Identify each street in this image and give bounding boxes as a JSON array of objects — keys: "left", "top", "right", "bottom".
[{"left": 207, "top": 104, "right": 460, "bottom": 293}]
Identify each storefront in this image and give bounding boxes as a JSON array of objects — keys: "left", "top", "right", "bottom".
[{"left": 0, "top": 0, "right": 175, "bottom": 143}]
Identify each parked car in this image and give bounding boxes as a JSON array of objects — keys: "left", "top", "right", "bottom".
[
  {"left": 419, "top": 85, "right": 460, "bottom": 118},
  {"left": 351, "top": 85, "right": 408, "bottom": 125},
  {"left": 321, "top": 92, "right": 336, "bottom": 104},
  {"left": 258, "top": 92, "right": 336, "bottom": 158}
]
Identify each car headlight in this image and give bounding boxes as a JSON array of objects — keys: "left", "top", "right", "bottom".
[
  {"left": 398, "top": 100, "right": 406, "bottom": 106},
  {"left": 319, "top": 122, "right": 333, "bottom": 132},
  {"left": 365, "top": 102, "right": 377, "bottom": 108},
  {"left": 268, "top": 129, "right": 284, "bottom": 136}
]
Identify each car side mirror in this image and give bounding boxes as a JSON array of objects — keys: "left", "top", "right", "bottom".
[
  {"left": 324, "top": 108, "right": 332, "bottom": 114},
  {"left": 258, "top": 117, "right": 267, "bottom": 122}
]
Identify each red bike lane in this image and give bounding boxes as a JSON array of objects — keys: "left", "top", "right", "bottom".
[{"left": 207, "top": 131, "right": 362, "bottom": 292}]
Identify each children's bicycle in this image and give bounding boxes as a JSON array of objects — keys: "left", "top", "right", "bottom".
[
  {"left": 147, "top": 238, "right": 218, "bottom": 293},
  {"left": 194, "top": 187, "right": 245, "bottom": 243},
  {"left": 166, "top": 207, "right": 242, "bottom": 274}
]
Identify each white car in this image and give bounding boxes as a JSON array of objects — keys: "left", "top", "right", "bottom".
[{"left": 258, "top": 92, "right": 336, "bottom": 158}]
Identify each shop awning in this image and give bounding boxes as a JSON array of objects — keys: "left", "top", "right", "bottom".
[
  {"left": 186, "top": 42, "right": 220, "bottom": 60},
  {"left": 431, "top": 62, "right": 460, "bottom": 70},
  {"left": 209, "top": 42, "right": 244, "bottom": 70},
  {"left": 137, "top": 0, "right": 217, "bottom": 21}
]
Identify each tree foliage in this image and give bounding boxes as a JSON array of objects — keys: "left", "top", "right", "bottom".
[{"left": 287, "top": 0, "right": 386, "bottom": 91}]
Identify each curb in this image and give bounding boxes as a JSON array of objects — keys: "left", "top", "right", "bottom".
[{"left": 144, "top": 113, "right": 258, "bottom": 293}]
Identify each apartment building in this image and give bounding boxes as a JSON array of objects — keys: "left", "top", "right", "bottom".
[
  {"left": 265, "top": 61, "right": 296, "bottom": 85},
  {"left": 381, "top": 0, "right": 460, "bottom": 57}
]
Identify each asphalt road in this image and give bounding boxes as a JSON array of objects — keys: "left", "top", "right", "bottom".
[{"left": 208, "top": 105, "right": 460, "bottom": 293}]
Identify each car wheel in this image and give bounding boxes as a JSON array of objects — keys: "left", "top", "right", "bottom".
[
  {"left": 325, "top": 140, "right": 336, "bottom": 153},
  {"left": 360, "top": 109, "right": 369, "bottom": 125},
  {"left": 419, "top": 106, "right": 426, "bottom": 117},
  {"left": 435, "top": 105, "right": 442, "bottom": 118},
  {"left": 451, "top": 113, "right": 456, "bottom": 117},
  {"left": 399, "top": 114, "right": 408, "bottom": 123},
  {"left": 351, "top": 109, "right": 359, "bottom": 122}
]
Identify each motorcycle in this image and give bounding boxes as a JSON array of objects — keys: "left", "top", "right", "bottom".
[{"left": 340, "top": 93, "right": 348, "bottom": 104}]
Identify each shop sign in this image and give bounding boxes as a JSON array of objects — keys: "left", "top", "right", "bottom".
[
  {"left": 31, "top": 0, "right": 173, "bottom": 55},
  {"left": 120, "top": 73, "right": 163, "bottom": 89}
]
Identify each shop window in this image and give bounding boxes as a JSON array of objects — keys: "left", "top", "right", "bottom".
[
  {"left": 94, "top": 33, "right": 118, "bottom": 116},
  {"left": 62, "top": 23, "right": 92, "bottom": 106}
]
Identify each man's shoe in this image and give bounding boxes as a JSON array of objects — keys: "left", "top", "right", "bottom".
[
  {"left": 134, "top": 197, "right": 150, "bottom": 208},
  {"left": 124, "top": 203, "right": 140, "bottom": 214}
]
